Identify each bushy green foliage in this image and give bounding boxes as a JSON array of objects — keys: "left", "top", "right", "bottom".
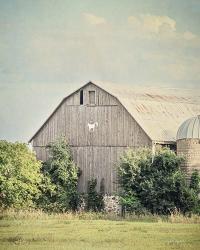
[
  {"left": 190, "top": 170, "right": 200, "bottom": 193},
  {"left": 189, "top": 170, "right": 200, "bottom": 214},
  {"left": 118, "top": 148, "right": 199, "bottom": 214},
  {"left": 86, "top": 178, "right": 104, "bottom": 212},
  {"left": 0, "top": 140, "right": 42, "bottom": 208},
  {"left": 38, "top": 137, "right": 79, "bottom": 211}
]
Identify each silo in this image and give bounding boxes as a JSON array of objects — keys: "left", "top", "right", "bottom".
[{"left": 176, "top": 115, "right": 200, "bottom": 177}]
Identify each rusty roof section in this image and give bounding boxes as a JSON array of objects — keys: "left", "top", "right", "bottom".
[
  {"left": 29, "top": 81, "right": 200, "bottom": 143},
  {"left": 93, "top": 81, "right": 200, "bottom": 142}
]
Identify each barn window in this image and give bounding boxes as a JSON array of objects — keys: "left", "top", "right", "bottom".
[
  {"left": 80, "top": 90, "right": 83, "bottom": 105},
  {"left": 89, "top": 91, "right": 96, "bottom": 105}
]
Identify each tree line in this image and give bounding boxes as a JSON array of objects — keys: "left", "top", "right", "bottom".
[{"left": 0, "top": 138, "right": 199, "bottom": 214}]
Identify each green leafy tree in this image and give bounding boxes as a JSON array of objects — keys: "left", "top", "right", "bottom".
[
  {"left": 190, "top": 170, "right": 200, "bottom": 194},
  {"left": 39, "top": 137, "right": 79, "bottom": 211},
  {"left": 0, "top": 140, "right": 42, "bottom": 209},
  {"left": 118, "top": 148, "right": 199, "bottom": 214},
  {"left": 189, "top": 170, "right": 200, "bottom": 214}
]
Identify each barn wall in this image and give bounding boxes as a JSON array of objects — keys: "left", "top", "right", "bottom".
[
  {"left": 33, "top": 145, "right": 135, "bottom": 193},
  {"left": 32, "top": 83, "right": 151, "bottom": 193}
]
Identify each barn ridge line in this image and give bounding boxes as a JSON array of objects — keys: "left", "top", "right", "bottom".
[{"left": 29, "top": 81, "right": 200, "bottom": 144}]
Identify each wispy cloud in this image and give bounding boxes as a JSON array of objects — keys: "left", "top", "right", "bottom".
[
  {"left": 183, "top": 31, "right": 196, "bottom": 41},
  {"left": 83, "top": 13, "right": 107, "bottom": 25},
  {"left": 128, "top": 14, "right": 197, "bottom": 43},
  {"left": 128, "top": 14, "right": 176, "bottom": 34}
]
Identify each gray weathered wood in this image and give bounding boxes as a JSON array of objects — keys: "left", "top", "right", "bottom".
[{"left": 31, "top": 83, "right": 151, "bottom": 193}]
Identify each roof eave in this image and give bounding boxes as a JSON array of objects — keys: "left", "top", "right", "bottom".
[
  {"left": 28, "top": 81, "right": 93, "bottom": 143},
  {"left": 153, "top": 140, "right": 176, "bottom": 145}
]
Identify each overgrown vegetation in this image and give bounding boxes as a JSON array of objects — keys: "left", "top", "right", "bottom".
[
  {"left": 1, "top": 140, "right": 200, "bottom": 249},
  {"left": 86, "top": 178, "right": 104, "bottom": 212},
  {"left": 0, "top": 141, "right": 42, "bottom": 209},
  {"left": 37, "top": 137, "right": 79, "bottom": 212},
  {"left": 1, "top": 208, "right": 200, "bottom": 223},
  {"left": 0, "top": 138, "right": 79, "bottom": 212},
  {"left": 118, "top": 148, "right": 200, "bottom": 215},
  {"left": 1, "top": 139, "right": 200, "bottom": 217}
]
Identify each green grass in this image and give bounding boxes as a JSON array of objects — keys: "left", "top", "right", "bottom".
[{"left": 0, "top": 212, "right": 200, "bottom": 250}]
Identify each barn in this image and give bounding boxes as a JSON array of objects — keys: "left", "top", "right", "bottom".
[{"left": 29, "top": 81, "right": 200, "bottom": 194}]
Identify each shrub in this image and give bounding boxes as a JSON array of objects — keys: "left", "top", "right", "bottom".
[
  {"left": 118, "top": 147, "right": 199, "bottom": 214},
  {"left": 190, "top": 170, "right": 200, "bottom": 194},
  {"left": 0, "top": 140, "right": 42, "bottom": 209},
  {"left": 189, "top": 170, "right": 200, "bottom": 214},
  {"left": 86, "top": 178, "right": 104, "bottom": 212},
  {"left": 38, "top": 137, "right": 79, "bottom": 211}
]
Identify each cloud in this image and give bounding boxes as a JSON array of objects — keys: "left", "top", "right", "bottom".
[
  {"left": 83, "top": 13, "right": 107, "bottom": 25},
  {"left": 183, "top": 31, "right": 196, "bottom": 41},
  {"left": 128, "top": 14, "right": 176, "bottom": 34},
  {"left": 127, "top": 14, "right": 199, "bottom": 46}
]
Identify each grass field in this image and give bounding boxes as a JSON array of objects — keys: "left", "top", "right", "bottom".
[{"left": 0, "top": 211, "right": 200, "bottom": 250}]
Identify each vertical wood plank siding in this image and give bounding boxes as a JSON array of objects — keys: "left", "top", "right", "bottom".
[{"left": 32, "top": 83, "right": 151, "bottom": 193}]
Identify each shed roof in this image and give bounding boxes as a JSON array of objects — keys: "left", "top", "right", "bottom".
[{"left": 29, "top": 81, "right": 200, "bottom": 143}]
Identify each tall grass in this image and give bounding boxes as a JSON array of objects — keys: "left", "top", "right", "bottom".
[
  {"left": 168, "top": 209, "right": 200, "bottom": 224},
  {"left": 0, "top": 208, "right": 200, "bottom": 223}
]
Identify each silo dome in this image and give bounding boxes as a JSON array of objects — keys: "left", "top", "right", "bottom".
[{"left": 177, "top": 115, "right": 200, "bottom": 140}]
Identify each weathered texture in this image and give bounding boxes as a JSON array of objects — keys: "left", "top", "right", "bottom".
[
  {"left": 103, "top": 195, "right": 121, "bottom": 214},
  {"left": 30, "top": 81, "right": 200, "bottom": 144},
  {"left": 31, "top": 83, "right": 151, "bottom": 194},
  {"left": 177, "top": 138, "right": 200, "bottom": 177},
  {"left": 30, "top": 81, "right": 200, "bottom": 193},
  {"left": 93, "top": 81, "right": 200, "bottom": 143}
]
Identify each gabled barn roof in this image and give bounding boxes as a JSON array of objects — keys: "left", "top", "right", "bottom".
[
  {"left": 29, "top": 81, "right": 200, "bottom": 143},
  {"left": 94, "top": 81, "right": 200, "bottom": 143}
]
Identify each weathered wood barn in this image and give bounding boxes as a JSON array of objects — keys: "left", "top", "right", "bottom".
[{"left": 29, "top": 81, "right": 200, "bottom": 193}]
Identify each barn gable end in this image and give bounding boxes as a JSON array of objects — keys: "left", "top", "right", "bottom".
[{"left": 31, "top": 82, "right": 152, "bottom": 193}]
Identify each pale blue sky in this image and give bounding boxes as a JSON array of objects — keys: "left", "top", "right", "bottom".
[{"left": 0, "top": 0, "right": 200, "bottom": 142}]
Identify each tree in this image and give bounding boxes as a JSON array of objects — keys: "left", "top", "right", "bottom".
[
  {"left": 189, "top": 170, "right": 200, "bottom": 214},
  {"left": 38, "top": 137, "right": 79, "bottom": 211},
  {"left": 190, "top": 170, "right": 200, "bottom": 194},
  {"left": 0, "top": 140, "right": 42, "bottom": 209},
  {"left": 118, "top": 147, "right": 199, "bottom": 214}
]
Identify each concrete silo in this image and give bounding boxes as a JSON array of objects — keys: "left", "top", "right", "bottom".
[{"left": 176, "top": 115, "right": 200, "bottom": 177}]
